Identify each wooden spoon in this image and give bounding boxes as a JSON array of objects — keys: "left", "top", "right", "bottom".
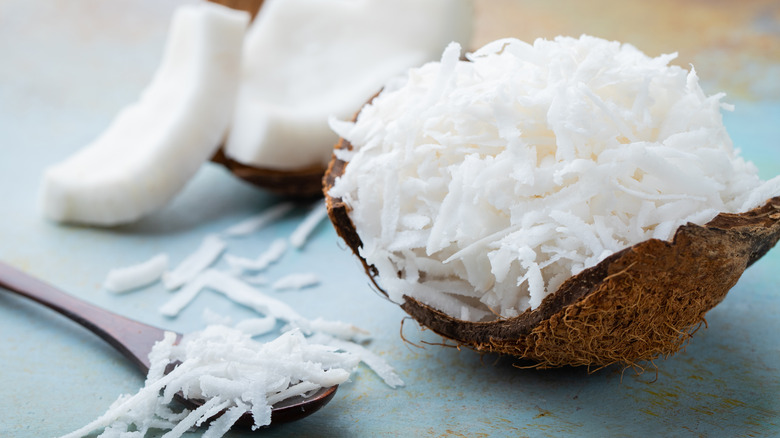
[{"left": 0, "top": 261, "right": 337, "bottom": 426}]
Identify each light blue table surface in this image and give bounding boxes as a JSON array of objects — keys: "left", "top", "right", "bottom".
[{"left": 1, "top": 1, "right": 779, "bottom": 437}]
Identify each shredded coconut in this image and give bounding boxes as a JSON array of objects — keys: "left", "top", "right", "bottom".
[
  {"left": 202, "top": 308, "right": 234, "bottom": 326},
  {"left": 272, "top": 272, "right": 320, "bottom": 291},
  {"left": 90, "top": 197, "right": 403, "bottom": 436},
  {"left": 163, "top": 234, "right": 226, "bottom": 290},
  {"left": 103, "top": 253, "right": 168, "bottom": 293},
  {"left": 309, "top": 333, "right": 405, "bottom": 388},
  {"left": 289, "top": 201, "right": 328, "bottom": 249},
  {"left": 234, "top": 316, "right": 277, "bottom": 336},
  {"left": 158, "top": 271, "right": 211, "bottom": 317},
  {"left": 329, "top": 36, "right": 780, "bottom": 321},
  {"left": 160, "top": 269, "right": 364, "bottom": 341},
  {"left": 241, "top": 272, "right": 271, "bottom": 286},
  {"left": 61, "top": 327, "right": 358, "bottom": 437},
  {"left": 224, "top": 238, "right": 287, "bottom": 273},
  {"left": 221, "top": 202, "right": 295, "bottom": 237}
]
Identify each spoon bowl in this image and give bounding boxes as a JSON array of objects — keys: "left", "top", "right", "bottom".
[{"left": 0, "top": 261, "right": 338, "bottom": 427}]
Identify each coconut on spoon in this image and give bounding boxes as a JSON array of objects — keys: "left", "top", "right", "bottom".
[
  {"left": 0, "top": 262, "right": 349, "bottom": 437},
  {"left": 324, "top": 36, "right": 780, "bottom": 369}
]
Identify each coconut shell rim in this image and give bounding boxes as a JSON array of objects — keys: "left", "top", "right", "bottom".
[{"left": 212, "top": 147, "right": 326, "bottom": 198}]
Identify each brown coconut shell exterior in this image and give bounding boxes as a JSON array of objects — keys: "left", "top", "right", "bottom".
[
  {"left": 208, "top": 0, "right": 264, "bottom": 19},
  {"left": 324, "top": 135, "right": 780, "bottom": 368},
  {"left": 212, "top": 149, "right": 326, "bottom": 199}
]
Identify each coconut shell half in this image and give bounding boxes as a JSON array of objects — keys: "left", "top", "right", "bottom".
[
  {"left": 324, "top": 136, "right": 780, "bottom": 368},
  {"left": 212, "top": 148, "right": 326, "bottom": 198},
  {"left": 205, "top": 0, "right": 326, "bottom": 199}
]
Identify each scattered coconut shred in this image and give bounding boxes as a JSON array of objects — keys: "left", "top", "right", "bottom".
[
  {"left": 329, "top": 36, "right": 780, "bottom": 322},
  {"left": 220, "top": 201, "right": 295, "bottom": 237},
  {"left": 104, "top": 254, "right": 169, "bottom": 294},
  {"left": 80, "top": 200, "right": 402, "bottom": 437},
  {"left": 163, "top": 234, "right": 227, "bottom": 290},
  {"left": 224, "top": 238, "right": 287, "bottom": 275},
  {"left": 272, "top": 272, "right": 320, "bottom": 291}
]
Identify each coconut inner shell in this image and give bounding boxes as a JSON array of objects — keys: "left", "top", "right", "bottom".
[
  {"left": 212, "top": 148, "right": 325, "bottom": 198},
  {"left": 324, "top": 136, "right": 780, "bottom": 368}
]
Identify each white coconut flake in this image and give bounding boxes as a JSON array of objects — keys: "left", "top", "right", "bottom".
[
  {"left": 310, "top": 333, "right": 405, "bottom": 388},
  {"left": 201, "top": 402, "right": 247, "bottom": 438},
  {"left": 169, "top": 269, "right": 364, "bottom": 341},
  {"left": 221, "top": 202, "right": 295, "bottom": 237},
  {"left": 39, "top": 3, "right": 249, "bottom": 227},
  {"left": 158, "top": 270, "right": 212, "bottom": 317},
  {"left": 738, "top": 175, "right": 780, "bottom": 212},
  {"left": 202, "top": 308, "right": 234, "bottom": 326},
  {"left": 272, "top": 272, "right": 320, "bottom": 291},
  {"left": 224, "top": 238, "right": 287, "bottom": 273},
  {"left": 163, "top": 234, "right": 226, "bottom": 290},
  {"left": 302, "top": 317, "right": 370, "bottom": 342},
  {"left": 289, "top": 201, "right": 328, "bottom": 249},
  {"left": 234, "top": 316, "right": 277, "bottom": 336},
  {"left": 241, "top": 272, "right": 271, "bottom": 286},
  {"left": 330, "top": 35, "right": 780, "bottom": 322},
  {"left": 145, "top": 331, "right": 178, "bottom": 385},
  {"left": 200, "top": 269, "right": 304, "bottom": 322},
  {"left": 103, "top": 253, "right": 169, "bottom": 293},
  {"left": 62, "top": 327, "right": 358, "bottom": 437}
]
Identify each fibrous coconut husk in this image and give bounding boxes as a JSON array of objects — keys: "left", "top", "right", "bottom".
[{"left": 324, "top": 136, "right": 780, "bottom": 369}]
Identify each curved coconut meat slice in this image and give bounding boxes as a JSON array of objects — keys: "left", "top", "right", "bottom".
[
  {"left": 40, "top": 4, "right": 249, "bottom": 226},
  {"left": 325, "top": 133, "right": 780, "bottom": 368},
  {"left": 217, "top": 0, "right": 473, "bottom": 198}
]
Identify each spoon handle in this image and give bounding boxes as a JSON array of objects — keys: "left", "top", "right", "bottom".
[{"left": 0, "top": 261, "right": 165, "bottom": 373}]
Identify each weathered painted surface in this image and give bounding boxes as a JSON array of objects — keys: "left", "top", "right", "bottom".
[{"left": 0, "top": 1, "right": 778, "bottom": 436}]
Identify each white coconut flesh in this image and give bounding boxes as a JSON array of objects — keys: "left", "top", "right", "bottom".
[
  {"left": 223, "top": 0, "right": 474, "bottom": 171},
  {"left": 329, "top": 36, "right": 780, "bottom": 323},
  {"left": 39, "top": 3, "right": 249, "bottom": 226},
  {"left": 103, "top": 253, "right": 169, "bottom": 294}
]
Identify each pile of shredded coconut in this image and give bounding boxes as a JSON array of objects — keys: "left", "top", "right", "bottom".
[
  {"left": 329, "top": 35, "right": 780, "bottom": 322},
  {"left": 62, "top": 327, "right": 358, "bottom": 437},
  {"left": 85, "top": 200, "right": 405, "bottom": 436}
]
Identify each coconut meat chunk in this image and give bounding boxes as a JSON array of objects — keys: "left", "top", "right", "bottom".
[
  {"left": 223, "top": 0, "right": 474, "bottom": 171},
  {"left": 39, "top": 3, "right": 249, "bottom": 226}
]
